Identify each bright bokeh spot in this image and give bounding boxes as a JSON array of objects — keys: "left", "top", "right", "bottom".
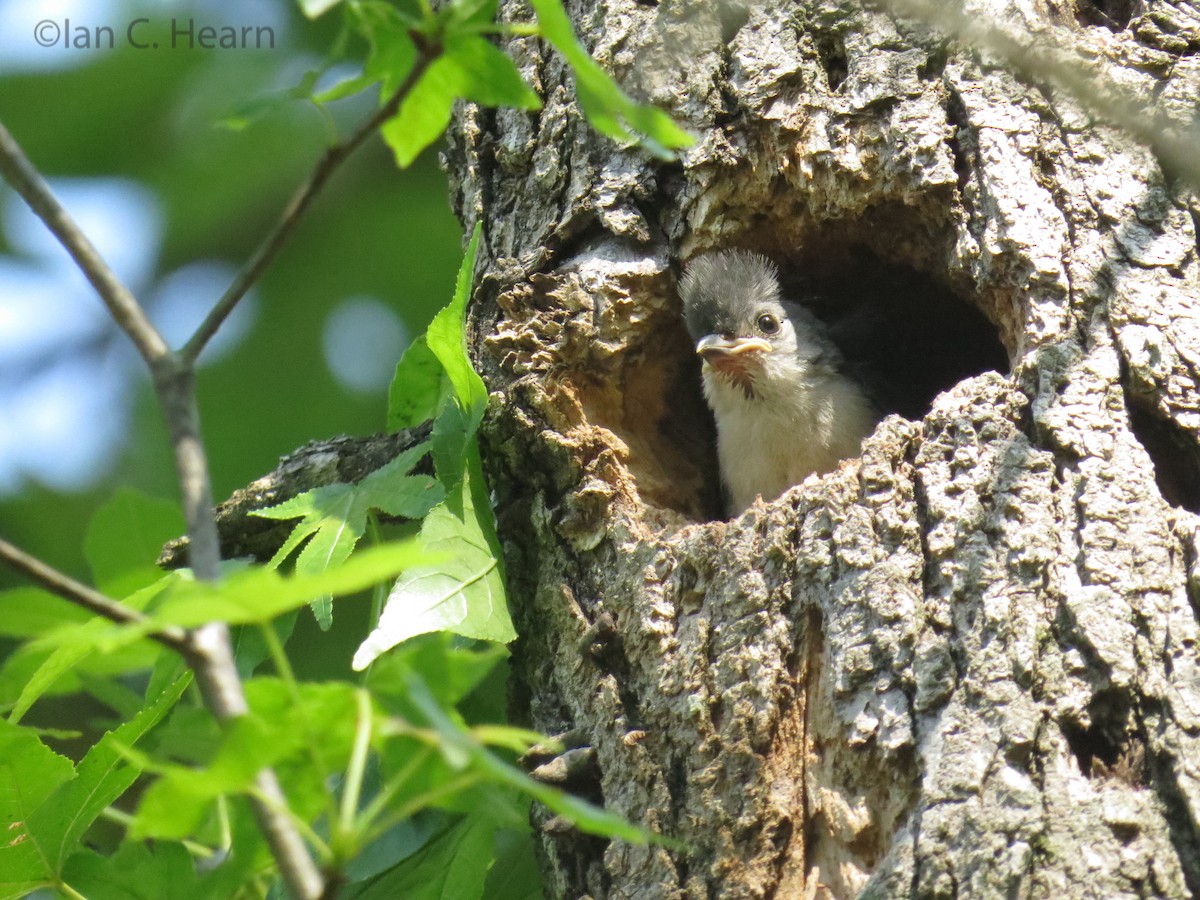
[{"left": 322, "top": 296, "right": 409, "bottom": 393}]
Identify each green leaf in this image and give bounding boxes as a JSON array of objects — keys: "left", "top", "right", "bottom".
[
  {"left": 0, "top": 720, "right": 73, "bottom": 896},
  {"left": 380, "top": 56, "right": 458, "bottom": 168},
  {"left": 155, "top": 539, "right": 427, "bottom": 627},
  {"left": 313, "top": 71, "right": 377, "bottom": 105},
  {"left": 344, "top": 814, "right": 444, "bottom": 883},
  {"left": 7, "top": 577, "right": 170, "bottom": 722},
  {"left": 366, "top": 632, "right": 507, "bottom": 710},
  {"left": 406, "top": 677, "right": 655, "bottom": 844},
  {"left": 431, "top": 398, "right": 476, "bottom": 489},
  {"left": 298, "top": 0, "right": 346, "bottom": 18},
  {"left": 253, "top": 442, "right": 443, "bottom": 628},
  {"left": 528, "top": 0, "right": 693, "bottom": 158},
  {"left": 381, "top": 36, "right": 540, "bottom": 168},
  {"left": 13, "top": 675, "right": 190, "bottom": 881},
  {"left": 352, "top": 448, "right": 512, "bottom": 670},
  {"left": 444, "top": 35, "right": 541, "bottom": 110},
  {"left": 346, "top": 814, "right": 494, "bottom": 900},
  {"left": 443, "top": 0, "right": 500, "bottom": 29},
  {"left": 0, "top": 721, "right": 75, "bottom": 896},
  {"left": 84, "top": 487, "right": 185, "bottom": 597},
  {"left": 9, "top": 645, "right": 93, "bottom": 725},
  {"left": 133, "top": 681, "right": 360, "bottom": 840},
  {"left": 40, "top": 541, "right": 428, "bottom": 657},
  {"left": 354, "top": 1, "right": 419, "bottom": 95},
  {"left": 388, "top": 336, "right": 449, "bottom": 431},
  {"left": 483, "top": 823, "right": 543, "bottom": 900},
  {"left": 427, "top": 223, "right": 486, "bottom": 487},
  {"left": 0, "top": 720, "right": 75, "bottom": 823},
  {"left": 62, "top": 842, "right": 200, "bottom": 900},
  {"left": 0, "top": 588, "right": 91, "bottom": 638},
  {"left": 426, "top": 216, "right": 484, "bottom": 416}
]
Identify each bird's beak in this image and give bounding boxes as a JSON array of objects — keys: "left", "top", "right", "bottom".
[{"left": 695, "top": 335, "right": 772, "bottom": 360}]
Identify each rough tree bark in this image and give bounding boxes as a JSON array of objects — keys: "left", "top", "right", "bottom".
[{"left": 440, "top": 0, "right": 1200, "bottom": 896}]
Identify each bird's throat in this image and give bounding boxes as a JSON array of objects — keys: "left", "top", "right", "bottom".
[{"left": 705, "top": 356, "right": 760, "bottom": 400}]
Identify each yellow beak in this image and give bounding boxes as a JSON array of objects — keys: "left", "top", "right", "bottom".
[{"left": 695, "top": 335, "right": 772, "bottom": 360}]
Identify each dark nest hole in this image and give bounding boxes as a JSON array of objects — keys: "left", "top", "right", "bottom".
[
  {"left": 1060, "top": 688, "right": 1141, "bottom": 782},
  {"left": 624, "top": 241, "right": 1009, "bottom": 522},
  {"left": 779, "top": 245, "right": 1009, "bottom": 422}
]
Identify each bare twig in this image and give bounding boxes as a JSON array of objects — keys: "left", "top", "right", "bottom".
[
  {"left": 181, "top": 50, "right": 438, "bottom": 365},
  {"left": 884, "top": 0, "right": 1200, "bottom": 188},
  {"left": 0, "top": 536, "right": 191, "bottom": 654}
]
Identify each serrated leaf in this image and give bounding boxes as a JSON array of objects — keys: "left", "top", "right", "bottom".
[
  {"left": 11, "top": 676, "right": 190, "bottom": 883},
  {"left": 253, "top": 442, "right": 442, "bottom": 628},
  {"left": 388, "top": 335, "right": 449, "bottom": 431},
  {"left": 0, "top": 719, "right": 75, "bottom": 823},
  {"left": 352, "top": 448, "right": 512, "bottom": 670},
  {"left": 528, "top": 0, "right": 692, "bottom": 158},
  {"left": 83, "top": 487, "right": 185, "bottom": 597},
  {"left": 0, "top": 720, "right": 73, "bottom": 896}
]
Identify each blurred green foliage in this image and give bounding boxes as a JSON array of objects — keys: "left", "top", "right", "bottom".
[{"left": 0, "top": 0, "right": 463, "bottom": 588}]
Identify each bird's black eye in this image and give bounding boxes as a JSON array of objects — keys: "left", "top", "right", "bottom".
[{"left": 757, "top": 313, "right": 780, "bottom": 335}]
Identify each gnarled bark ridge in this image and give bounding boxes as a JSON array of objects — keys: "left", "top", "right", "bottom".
[{"left": 445, "top": 0, "right": 1200, "bottom": 896}]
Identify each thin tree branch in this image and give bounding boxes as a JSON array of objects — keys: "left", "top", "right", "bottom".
[
  {"left": 181, "top": 49, "right": 438, "bottom": 365},
  {"left": 0, "top": 122, "right": 169, "bottom": 365},
  {"left": 0, "top": 536, "right": 191, "bottom": 654},
  {"left": 0, "top": 126, "right": 325, "bottom": 900}
]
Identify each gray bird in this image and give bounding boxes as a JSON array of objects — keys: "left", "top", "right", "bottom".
[{"left": 679, "top": 249, "right": 879, "bottom": 515}]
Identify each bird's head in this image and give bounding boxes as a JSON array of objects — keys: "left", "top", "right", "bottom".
[{"left": 680, "top": 250, "right": 813, "bottom": 400}]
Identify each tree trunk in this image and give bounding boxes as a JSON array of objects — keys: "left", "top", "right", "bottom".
[{"left": 445, "top": 0, "right": 1200, "bottom": 896}]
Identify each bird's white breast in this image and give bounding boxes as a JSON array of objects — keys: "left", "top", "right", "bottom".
[{"left": 703, "top": 357, "right": 876, "bottom": 515}]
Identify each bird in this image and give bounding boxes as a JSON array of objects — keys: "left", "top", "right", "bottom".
[{"left": 679, "top": 249, "right": 879, "bottom": 516}]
